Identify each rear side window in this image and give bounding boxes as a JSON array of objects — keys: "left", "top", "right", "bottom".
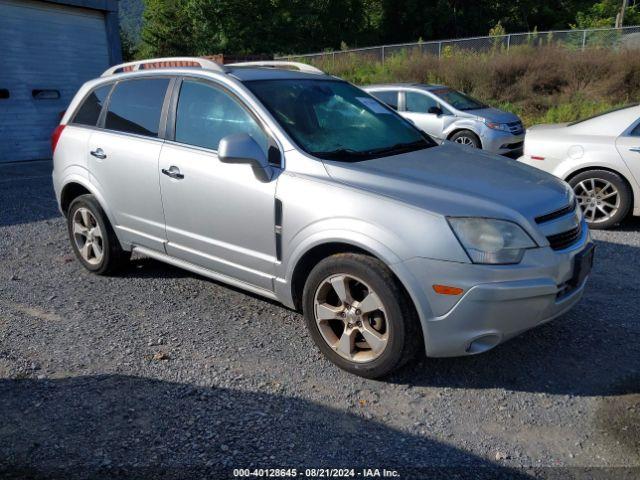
[
  {"left": 175, "top": 80, "right": 268, "bottom": 153},
  {"left": 73, "top": 85, "right": 112, "bottom": 126},
  {"left": 105, "top": 78, "right": 169, "bottom": 137},
  {"left": 370, "top": 90, "right": 398, "bottom": 110},
  {"left": 630, "top": 120, "right": 640, "bottom": 136}
]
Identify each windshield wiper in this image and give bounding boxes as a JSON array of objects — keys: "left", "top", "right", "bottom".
[
  {"left": 311, "top": 148, "right": 372, "bottom": 160},
  {"left": 362, "top": 139, "right": 430, "bottom": 156}
]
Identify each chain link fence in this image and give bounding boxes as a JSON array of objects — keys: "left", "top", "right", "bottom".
[{"left": 276, "top": 26, "right": 640, "bottom": 64}]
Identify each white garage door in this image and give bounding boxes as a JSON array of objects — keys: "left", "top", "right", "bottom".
[{"left": 0, "top": 0, "right": 111, "bottom": 162}]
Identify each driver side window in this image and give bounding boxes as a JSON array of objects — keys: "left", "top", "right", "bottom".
[
  {"left": 405, "top": 91, "right": 439, "bottom": 114},
  {"left": 175, "top": 80, "right": 269, "bottom": 155}
]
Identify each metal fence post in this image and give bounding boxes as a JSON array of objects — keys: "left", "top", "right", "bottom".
[
  {"left": 438, "top": 41, "right": 442, "bottom": 58},
  {"left": 582, "top": 29, "right": 587, "bottom": 50},
  {"left": 381, "top": 46, "right": 385, "bottom": 64},
  {"left": 507, "top": 34, "right": 511, "bottom": 51}
]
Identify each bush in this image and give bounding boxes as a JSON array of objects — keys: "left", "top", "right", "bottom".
[{"left": 314, "top": 45, "right": 640, "bottom": 126}]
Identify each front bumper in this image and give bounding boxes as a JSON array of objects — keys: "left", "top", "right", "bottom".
[
  {"left": 402, "top": 225, "right": 593, "bottom": 357},
  {"left": 480, "top": 129, "right": 524, "bottom": 155}
]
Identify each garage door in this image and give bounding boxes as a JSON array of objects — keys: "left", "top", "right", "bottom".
[{"left": 0, "top": 0, "right": 110, "bottom": 162}]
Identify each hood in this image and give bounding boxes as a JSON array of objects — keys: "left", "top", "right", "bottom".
[
  {"left": 464, "top": 107, "right": 520, "bottom": 124},
  {"left": 527, "top": 122, "right": 570, "bottom": 132},
  {"left": 323, "top": 143, "right": 572, "bottom": 223}
]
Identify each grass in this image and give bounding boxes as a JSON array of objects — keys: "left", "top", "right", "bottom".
[{"left": 311, "top": 45, "right": 640, "bottom": 126}]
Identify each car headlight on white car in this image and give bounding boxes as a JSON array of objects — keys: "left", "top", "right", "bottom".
[{"left": 448, "top": 217, "right": 537, "bottom": 264}]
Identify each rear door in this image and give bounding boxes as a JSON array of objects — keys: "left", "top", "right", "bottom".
[
  {"left": 158, "top": 78, "right": 279, "bottom": 290},
  {"left": 87, "top": 77, "right": 172, "bottom": 252},
  {"left": 615, "top": 119, "right": 640, "bottom": 189},
  {"left": 368, "top": 90, "right": 399, "bottom": 110},
  {"left": 401, "top": 90, "right": 446, "bottom": 139}
]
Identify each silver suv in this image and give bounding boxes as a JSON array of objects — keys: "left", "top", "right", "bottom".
[
  {"left": 52, "top": 58, "right": 593, "bottom": 378},
  {"left": 365, "top": 84, "right": 525, "bottom": 156}
]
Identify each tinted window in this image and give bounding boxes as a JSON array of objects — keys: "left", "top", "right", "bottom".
[
  {"left": 405, "top": 92, "right": 439, "bottom": 113},
  {"left": 371, "top": 90, "right": 398, "bottom": 110},
  {"left": 430, "top": 88, "right": 487, "bottom": 111},
  {"left": 105, "top": 79, "right": 169, "bottom": 137},
  {"left": 73, "top": 85, "right": 111, "bottom": 126},
  {"left": 175, "top": 80, "right": 268, "bottom": 153},
  {"left": 630, "top": 121, "right": 640, "bottom": 136}
]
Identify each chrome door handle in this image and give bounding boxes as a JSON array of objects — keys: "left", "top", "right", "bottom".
[
  {"left": 161, "top": 166, "right": 184, "bottom": 179},
  {"left": 629, "top": 147, "right": 640, "bottom": 153},
  {"left": 90, "top": 148, "right": 106, "bottom": 159}
]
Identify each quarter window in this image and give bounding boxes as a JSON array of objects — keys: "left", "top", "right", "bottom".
[
  {"left": 630, "top": 120, "right": 640, "bottom": 136},
  {"left": 73, "top": 85, "right": 112, "bottom": 126},
  {"left": 371, "top": 90, "right": 399, "bottom": 110},
  {"left": 175, "top": 80, "right": 268, "bottom": 154},
  {"left": 405, "top": 92, "right": 439, "bottom": 113},
  {"left": 105, "top": 78, "right": 169, "bottom": 137}
]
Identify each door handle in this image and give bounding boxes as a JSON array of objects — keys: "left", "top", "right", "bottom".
[
  {"left": 629, "top": 147, "right": 640, "bottom": 153},
  {"left": 90, "top": 148, "right": 106, "bottom": 159},
  {"left": 161, "top": 166, "right": 184, "bottom": 179}
]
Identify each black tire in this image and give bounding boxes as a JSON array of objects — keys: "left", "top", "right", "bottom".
[
  {"left": 302, "top": 253, "right": 423, "bottom": 379},
  {"left": 450, "top": 130, "right": 481, "bottom": 149},
  {"left": 568, "top": 169, "right": 632, "bottom": 230},
  {"left": 67, "top": 194, "right": 131, "bottom": 275}
]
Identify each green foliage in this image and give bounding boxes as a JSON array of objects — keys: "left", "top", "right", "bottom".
[{"left": 574, "top": 0, "right": 640, "bottom": 28}]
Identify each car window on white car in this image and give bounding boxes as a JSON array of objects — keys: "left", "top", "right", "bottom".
[
  {"left": 73, "top": 84, "right": 112, "bottom": 127},
  {"left": 246, "top": 79, "right": 435, "bottom": 162},
  {"left": 405, "top": 91, "right": 440, "bottom": 113},
  {"left": 629, "top": 121, "right": 640, "bottom": 136},
  {"left": 174, "top": 80, "right": 269, "bottom": 155},
  {"left": 104, "top": 78, "right": 170, "bottom": 138},
  {"left": 370, "top": 90, "right": 399, "bottom": 110}
]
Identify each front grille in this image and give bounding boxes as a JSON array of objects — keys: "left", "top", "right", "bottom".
[
  {"left": 506, "top": 121, "right": 524, "bottom": 134},
  {"left": 547, "top": 224, "right": 582, "bottom": 251},
  {"left": 535, "top": 199, "right": 577, "bottom": 224}
]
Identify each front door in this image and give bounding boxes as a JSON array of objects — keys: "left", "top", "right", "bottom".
[
  {"left": 88, "top": 77, "right": 171, "bottom": 251},
  {"left": 158, "top": 78, "right": 279, "bottom": 291},
  {"left": 401, "top": 91, "right": 446, "bottom": 139},
  {"left": 615, "top": 120, "right": 640, "bottom": 189}
]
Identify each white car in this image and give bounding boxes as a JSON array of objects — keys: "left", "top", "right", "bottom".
[{"left": 519, "top": 104, "right": 640, "bottom": 229}]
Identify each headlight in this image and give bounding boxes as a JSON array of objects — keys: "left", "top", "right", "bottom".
[
  {"left": 484, "top": 120, "right": 511, "bottom": 132},
  {"left": 448, "top": 217, "right": 536, "bottom": 264}
]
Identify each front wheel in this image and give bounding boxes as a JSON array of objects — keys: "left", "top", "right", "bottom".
[
  {"left": 302, "top": 253, "right": 422, "bottom": 378},
  {"left": 450, "top": 130, "right": 481, "bottom": 149},
  {"left": 568, "top": 170, "right": 632, "bottom": 229}
]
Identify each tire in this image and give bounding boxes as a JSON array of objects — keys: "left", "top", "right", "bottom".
[
  {"left": 568, "top": 169, "right": 632, "bottom": 230},
  {"left": 450, "top": 130, "right": 481, "bottom": 149},
  {"left": 302, "top": 253, "right": 423, "bottom": 379},
  {"left": 67, "top": 194, "right": 131, "bottom": 275}
]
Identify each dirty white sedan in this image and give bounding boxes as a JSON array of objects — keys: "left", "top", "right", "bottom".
[{"left": 519, "top": 104, "right": 640, "bottom": 229}]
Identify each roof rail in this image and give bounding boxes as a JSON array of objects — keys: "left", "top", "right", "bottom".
[
  {"left": 226, "top": 61, "right": 324, "bottom": 75},
  {"left": 101, "top": 57, "right": 225, "bottom": 77}
]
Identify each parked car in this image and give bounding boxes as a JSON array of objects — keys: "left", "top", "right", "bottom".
[
  {"left": 519, "top": 104, "right": 640, "bottom": 229},
  {"left": 364, "top": 83, "right": 524, "bottom": 156},
  {"left": 52, "top": 58, "right": 593, "bottom": 378}
]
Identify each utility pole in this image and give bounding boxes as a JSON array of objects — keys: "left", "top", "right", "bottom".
[{"left": 616, "top": 0, "right": 628, "bottom": 28}]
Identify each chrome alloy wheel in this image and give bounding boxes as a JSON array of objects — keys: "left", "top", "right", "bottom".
[
  {"left": 72, "top": 207, "right": 104, "bottom": 265},
  {"left": 313, "top": 274, "right": 389, "bottom": 363},
  {"left": 454, "top": 136, "right": 476, "bottom": 147},
  {"left": 573, "top": 178, "right": 620, "bottom": 224}
]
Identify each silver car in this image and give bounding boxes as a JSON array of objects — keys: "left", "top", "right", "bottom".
[
  {"left": 52, "top": 58, "right": 593, "bottom": 378},
  {"left": 365, "top": 83, "right": 525, "bottom": 156}
]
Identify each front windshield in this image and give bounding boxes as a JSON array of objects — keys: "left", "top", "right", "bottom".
[
  {"left": 430, "top": 88, "right": 487, "bottom": 111},
  {"left": 245, "top": 79, "right": 435, "bottom": 161}
]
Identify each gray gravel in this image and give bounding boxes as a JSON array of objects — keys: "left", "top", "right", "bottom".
[{"left": 1, "top": 160, "right": 639, "bottom": 479}]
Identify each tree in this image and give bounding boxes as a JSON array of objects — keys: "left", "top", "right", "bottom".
[
  {"left": 138, "top": 0, "right": 197, "bottom": 58},
  {"left": 574, "top": 0, "right": 640, "bottom": 28}
]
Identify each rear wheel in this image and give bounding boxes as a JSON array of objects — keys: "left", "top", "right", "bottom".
[
  {"left": 67, "top": 194, "right": 130, "bottom": 274},
  {"left": 302, "top": 253, "right": 422, "bottom": 378},
  {"left": 568, "top": 170, "right": 632, "bottom": 229},
  {"left": 450, "top": 130, "right": 481, "bottom": 149}
]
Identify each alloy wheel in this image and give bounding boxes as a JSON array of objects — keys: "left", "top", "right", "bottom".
[
  {"left": 454, "top": 136, "right": 476, "bottom": 147},
  {"left": 313, "top": 274, "right": 389, "bottom": 363},
  {"left": 573, "top": 178, "right": 620, "bottom": 224},
  {"left": 72, "top": 207, "right": 104, "bottom": 265}
]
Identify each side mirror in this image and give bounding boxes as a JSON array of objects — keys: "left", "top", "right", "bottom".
[
  {"left": 218, "top": 133, "right": 273, "bottom": 182},
  {"left": 427, "top": 106, "right": 443, "bottom": 116}
]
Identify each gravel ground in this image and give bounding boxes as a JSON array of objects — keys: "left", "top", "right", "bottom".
[{"left": 0, "top": 160, "right": 639, "bottom": 479}]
